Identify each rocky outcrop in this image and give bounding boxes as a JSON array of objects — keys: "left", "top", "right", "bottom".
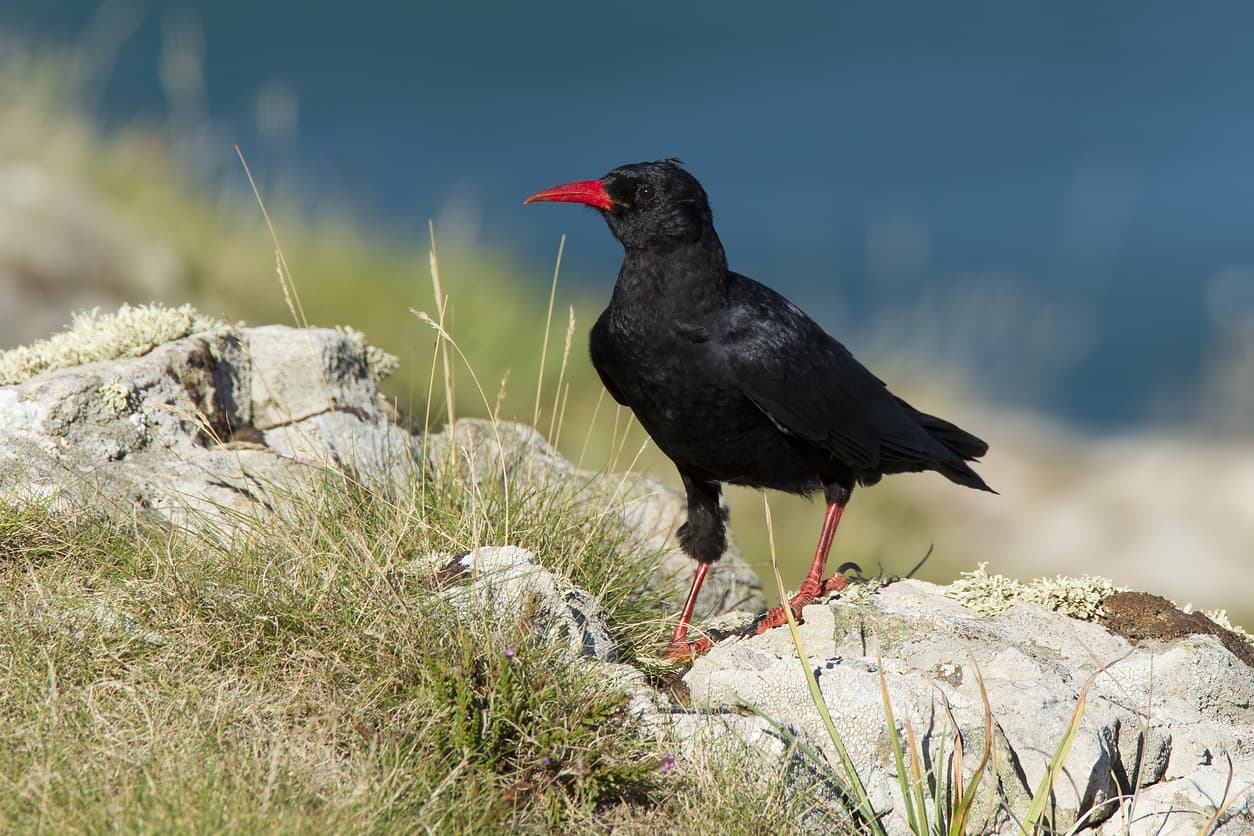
[
  {"left": 434, "top": 543, "right": 1253, "bottom": 834},
  {"left": 674, "top": 580, "right": 1253, "bottom": 834},
  {"left": 443, "top": 545, "right": 620, "bottom": 661},
  {"left": 0, "top": 324, "right": 416, "bottom": 537},
  {"left": 3, "top": 319, "right": 1248, "bottom": 833}
]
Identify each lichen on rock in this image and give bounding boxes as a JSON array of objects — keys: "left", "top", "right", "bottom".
[
  {"left": 336, "top": 324, "right": 399, "bottom": 382},
  {"left": 0, "top": 302, "right": 228, "bottom": 385},
  {"left": 98, "top": 374, "right": 135, "bottom": 416},
  {"left": 946, "top": 563, "right": 1254, "bottom": 652},
  {"left": 946, "top": 561, "right": 1124, "bottom": 619}
]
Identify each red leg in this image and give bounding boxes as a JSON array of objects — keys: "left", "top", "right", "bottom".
[
  {"left": 664, "top": 561, "right": 714, "bottom": 659},
  {"left": 754, "top": 501, "right": 847, "bottom": 634}
]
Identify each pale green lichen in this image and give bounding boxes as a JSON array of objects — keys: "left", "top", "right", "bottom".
[
  {"left": 946, "top": 562, "right": 1125, "bottom": 620},
  {"left": 949, "top": 565, "right": 1254, "bottom": 645},
  {"left": 0, "top": 303, "right": 229, "bottom": 386},
  {"left": 1029, "top": 573, "right": 1124, "bottom": 620},
  {"left": 336, "top": 325, "right": 399, "bottom": 383},
  {"left": 98, "top": 375, "right": 135, "bottom": 416},
  {"left": 0, "top": 305, "right": 399, "bottom": 391}
]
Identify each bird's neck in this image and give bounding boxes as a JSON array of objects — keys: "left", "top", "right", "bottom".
[{"left": 613, "top": 230, "right": 729, "bottom": 312}]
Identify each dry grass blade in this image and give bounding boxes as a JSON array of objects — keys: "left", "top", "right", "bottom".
[
  {"left": 608, "top": 405, "right": 643, "bottom": 475},
  {"left": 547, "top": 306, "right": 576, "bottom": 445},
  {"left": 428, "top": 221, "right": 456, "bottom": 429},
  {"left": 1197, "top": 755, "right": 1251, "bottom": 836},
  {"left": 554, "top": 380, "right": 572, "bottom": 450},
  {"left": 949, "top": 658, "right": 994, "bottom": 834},
  {"left": 575, "top": 388, "right": 607, "bottom": 472},
  {"left": 235, "top": 145, "right": 307, "bottom": 328},
  {"left": 925, "top": 672, "right": 988, "bottom": 836},
  {"left": 532, "top": 234, "right": 566, "bottom": 429},
  {"left": 410, "top": 308, "right": 513, "bottom": 540}
]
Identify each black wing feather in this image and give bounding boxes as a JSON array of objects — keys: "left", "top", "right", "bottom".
[
  {"left": 720, "top": 276, "right": 885, "bottom": 469},
  {"left": 721, "top": 274, "right": 978, "bottom": 481}
]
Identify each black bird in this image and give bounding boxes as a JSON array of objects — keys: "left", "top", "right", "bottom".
[{"left": 526, "top": 160, "right": 992, "bottom": 658}]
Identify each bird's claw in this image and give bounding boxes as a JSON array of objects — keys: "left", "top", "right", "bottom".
[
  {"left": 820, "top": 572, "right": 851, "bottom": 596},
  {"left": 663, "top": 636, "right": 711, "bottom": 661}
]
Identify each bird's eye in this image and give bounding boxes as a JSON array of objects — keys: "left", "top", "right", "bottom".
[{"left": 638, "top": 184, "right": 655, "bottom": 201}]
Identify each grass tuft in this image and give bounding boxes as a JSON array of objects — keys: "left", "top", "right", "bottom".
[{"left": 0, "top": 440, "right": 676, "bottom": 830}]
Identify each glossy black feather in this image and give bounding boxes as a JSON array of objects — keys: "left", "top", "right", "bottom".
[{"left": 562, "top": 159, "right": 989, "bottom": 563}]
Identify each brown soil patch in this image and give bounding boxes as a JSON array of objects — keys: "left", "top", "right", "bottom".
[{"left": 1099, "top": 591, "right": 1254, "bottom": 669}]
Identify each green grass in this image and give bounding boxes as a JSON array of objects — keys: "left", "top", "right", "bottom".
[{"left": 0, "top": 452, "right": 836, "bottom": 833}]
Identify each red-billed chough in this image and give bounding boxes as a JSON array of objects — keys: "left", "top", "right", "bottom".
[{"left": 526, "top": 159, "right": 992, "bottom": 659}]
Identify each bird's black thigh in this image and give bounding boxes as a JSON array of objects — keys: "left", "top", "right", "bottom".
[
  {"left": 823, "top": 481, "right": 853, "bottom": 507},
  {"left": 677, "top": 472, "right": 726, "bottom": 564}
]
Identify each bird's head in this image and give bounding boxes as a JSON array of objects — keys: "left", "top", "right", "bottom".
[{"left": 525, "top": 159, "right": 714, "bottom": 250}]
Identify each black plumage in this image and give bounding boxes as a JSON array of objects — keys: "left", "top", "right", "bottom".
[{"left": 527, "top": 159, "right": 992, "bottom": 658}]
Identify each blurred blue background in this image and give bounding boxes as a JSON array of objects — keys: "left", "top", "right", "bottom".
[{"left": 5, "top": 0, "right": 1254, "bottom": 429}]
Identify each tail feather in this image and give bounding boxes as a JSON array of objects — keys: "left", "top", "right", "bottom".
[
  {"left": 903, "top": 404, "right": 995, "bottom": 494},
  {"left": 911, "top": 409, "right": 989, "bottom": 460},
  {"left": 874, "top": 398, "right": 995, "bottom": 493},
  {"left": 934, "top": 455, "right": 995, "bottom": 493}
]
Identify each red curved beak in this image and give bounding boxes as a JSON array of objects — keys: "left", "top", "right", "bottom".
[{"left": 524, "top": 179, "right": 615, "bottom": 211}]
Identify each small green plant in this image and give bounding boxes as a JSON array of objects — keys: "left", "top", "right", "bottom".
[{"left": 419, "top": 625, "right": 662, "bottom": 810}]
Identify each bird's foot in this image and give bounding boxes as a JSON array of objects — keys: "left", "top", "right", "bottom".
[
  {"left": 663, "top": 568, "right": 859, "bottom": 656},
  {"left": 819, "top": 572, "right": 850, "bottom": 596},
  {"left": 750, "top": 569, "right": 856, "bottom": 636},
  {"left": 750, "top": 592, "right": 815, "bottom": 636},
  {"left": 662, "top": 635, "right": 712, "bottom": 662}
]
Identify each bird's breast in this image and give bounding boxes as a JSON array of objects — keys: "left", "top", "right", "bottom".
[
  {"left": 591, "top": 308, "right": 821, "bottom": 489},
  {"left": 594, "top": 310, "right": 726, "bottom": 404}
]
